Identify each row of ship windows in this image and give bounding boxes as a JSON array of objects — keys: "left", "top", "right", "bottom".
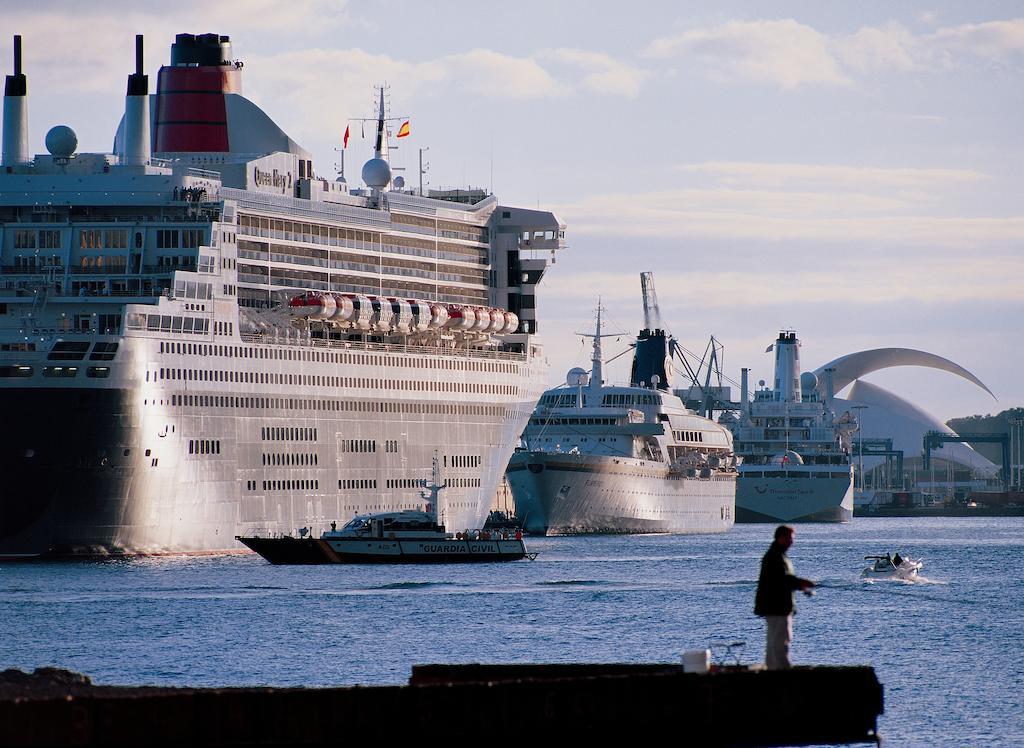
[
  {"left": 530, "top": 417, "right": 617, "bottom": 426},
  {"left": 157, "top": 340, "right": 521, "bottom": 374},
  {"left": 238, "top": 239, "right": 487, "bottom": 268},
  {"left": 188, "top": 439, "right": 221, "bottom": 455},
  {"left": 672, "top": 430, "right": 706, "bottom": 443},
  {"left": 742, "top": 471, "right": 851, "bottom": 479},
  {"left": 236, "top": 268, "right": 488, "bottom": 303},
  {"left": 262, "top": 427, "right": 318, "bottom": 441},
  {"left": 539, "top": 393, "right": 662, "bottom": 408},
  {"left": 264, "top": 453, "right": 318, "bottom": 466},
  {"left": 339, "top": 479, "right": 377, "bottom": 490},
  {"left": 259, "top": 479, "right": 321, "bottom": 492},
  {"left": 0, "top": 365, "right": 109, "bottom": 378},
  {"left": 238, "top": 215, "right": 488, "bottom": 247},
  {"left": 153, "top": 366, "right": 522, "bottom": 395},
  {"left": 238, "top": 239, "right": 488, "bottom": 275},
  {"left": 244, "top": 478, "right": 478, "bottom": 493},
  {"left": 341, "top": 439, "right": 375, "bottom": 454},
  {"left": 161, "top": 392, "right": 523, "bottom": 419}
]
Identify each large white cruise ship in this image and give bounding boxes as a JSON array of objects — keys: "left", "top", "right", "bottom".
[
  {"left": 0, "top": 33, "right": 564, "bottom": 557},
  {"left": 506, "top": 307, "right": 736, "bottom": 535},
  {"left": 730, "top": 331, "right": 855, "bottom": 523}
]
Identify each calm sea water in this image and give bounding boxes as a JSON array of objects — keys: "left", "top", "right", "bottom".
[{"left": 2, "top": 518, "right": 1022, "bottom": 745}]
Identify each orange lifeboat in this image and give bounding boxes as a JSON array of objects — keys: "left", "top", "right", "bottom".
[
  {"left": 471, "top": 307, "right": 491, "bottom": 332},
  {"left": 487, "top": 308, "right": 506, "bottom": 333},
  {"left": 445, "top": 305, "right": 476, "bottom": 331},
  {"left": 288, "top": 292, "right": 335, "bottom": 320},
  {"left": 429, "top": 303, "right": 450, "bottom": 329}
]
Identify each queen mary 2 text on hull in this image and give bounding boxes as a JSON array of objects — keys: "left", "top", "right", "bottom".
[{"left": 0, "top": 32, "right": 565, "bottom": 557}]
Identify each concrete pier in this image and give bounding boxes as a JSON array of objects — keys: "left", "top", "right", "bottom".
[{"left": 0, "top": 664, "right": 883, "bottom": 746}]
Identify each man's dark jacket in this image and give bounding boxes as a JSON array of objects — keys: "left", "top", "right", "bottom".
[{"left": 754, "top": 541, "right": 806, "bottom": 616}]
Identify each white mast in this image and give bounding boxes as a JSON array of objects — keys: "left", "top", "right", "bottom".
[
  {"left": 419, "top": 453, "right": 448, "bottom": 526},
  {"left": 576, "top": 302, "right": 617, "bottom": 392}
]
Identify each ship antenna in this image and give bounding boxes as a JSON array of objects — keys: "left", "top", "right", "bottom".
[
  {"left": 575, "top": 300, "right": 617, "bottom": 391},
  {"left": 373, "top": 86, "right": 387, "bottom": 160}
]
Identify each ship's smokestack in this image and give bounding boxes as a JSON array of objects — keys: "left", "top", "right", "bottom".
[
  {"left": 823, "top": 367, "right": 835, "bottom": 410},
  {"left": 2, "top": 35, "right": 30, "bottom": 168},
  {"left": 154, "top": 33, "right": 240, "bottom": 153},
  {"left": 123, "top": 34, "right": 150, "bottom": 166},
  {"left": 773, "top": 330, "right": 802, "bottom": 403}
]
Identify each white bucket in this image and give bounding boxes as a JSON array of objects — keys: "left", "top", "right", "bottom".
[{"left": 682, "top": 649, "right": 710, "bottom": 674}]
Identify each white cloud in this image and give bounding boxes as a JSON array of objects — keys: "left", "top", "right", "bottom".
[
  {"left": 643, "top": 16, "right": 1024, "bottom": 89},
  {"left": 439, "top": 49, "right": 567, "bottom": 99},
  {"left": 550, "top": 189, "right": 1024, "bottom": 245},
  {"left": 541, "top": 48, "right": 649, "bottom": 97},
  {"left": 929, "top": 18, "right": 1024, "bottom": 59},
  {"left": 645, "top": 19, "right": 849, "bottom": 90},
  {"left": 837, "top": 23, "right": 923, "bottom": 74},
  {"left": 675, "top": 161, "right": 989, "bottom": 189},
  {"left": 542, "top": 259, "right": 1024, "bottom": 308}
]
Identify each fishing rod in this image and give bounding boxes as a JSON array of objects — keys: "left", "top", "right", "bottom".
[{"left": 812, "top": 580, "right": 980, "bottom": 607}]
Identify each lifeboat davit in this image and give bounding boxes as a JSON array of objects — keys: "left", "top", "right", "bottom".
[
  {"left": 471, "top": 307, "right": 491, "bottom": 332},
  {"left": 331, "top": 294, "right": 357, "bottom": 324},
  {"left": 408, "top": 300, "right": 432, "bottom": 332},
  {"left": 369, "top": 296, "right": 394, "bottom": 332},
  {"left": 502, "top": 311, "right": 519, "bottom": 334},
  {"left": 487, "top": 308, "right": 505, "bottom": 333},
  {"left": 288, "top": 292, "right": 335, "bottom": 320},
  {"left": 429, "top": 303, "right": 449, "bottom": 329},
  {"left": 445, "top": 305, "right": 476, "bottom": 331},
  {"left": 350, "top": 295, "right": 374, "bottom": 331},
  {"left": 389, "top": 298, "right": 414, "bottom": 334}
]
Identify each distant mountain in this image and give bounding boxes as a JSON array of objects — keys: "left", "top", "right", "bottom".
[{"left": 946, "top": 407, "right": 1024, "bottom": 465}]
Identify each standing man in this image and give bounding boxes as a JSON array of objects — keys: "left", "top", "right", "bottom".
[{"left": 754, "top": 525, "right": 815, "bottom": 670}]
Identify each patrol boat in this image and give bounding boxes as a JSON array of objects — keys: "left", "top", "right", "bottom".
[{"left": 237, "top": 459, "right": 531, "bottom": 563}]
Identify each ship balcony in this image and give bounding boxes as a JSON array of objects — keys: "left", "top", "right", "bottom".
[{"left": 518, "top": 237, "right": 563, "bottom": 251}]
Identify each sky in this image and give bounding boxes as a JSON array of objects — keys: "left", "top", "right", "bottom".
[{"left": 2, "top": 0, "right": 1022, "bottom": 421}]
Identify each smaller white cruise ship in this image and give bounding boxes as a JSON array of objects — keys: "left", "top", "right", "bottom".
[
  {"left": 506, "top": 307, "right": 736, "bottom": 535},
  {"left": 730, "top": 331, "right": 856, "bottom": 523}
]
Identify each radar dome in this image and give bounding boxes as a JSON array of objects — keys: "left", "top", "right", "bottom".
[
  {"left": 393, "top": 175, "right": 406, "bottom": 189},
  {"left": 45, "top": 125, "right": 78, "bottom": 159},
  {"left": 361, "top": 157, "right": 392, "bottom": 188},
  {"left": 566, "top": 367, "right": 589, "bottom": 387},
  {"left": 800, "top": 371, "right": 818, "bottom": 392},
  {"left": 771, "top": 450, "right": 805, "bottom": 466}
]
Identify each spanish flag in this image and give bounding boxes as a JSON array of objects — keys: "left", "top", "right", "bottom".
[
  {"left": 343, "top": 125, "right": 350, "bottom": 148},
  {"left": 397, "top": 120, "right": 411, "bottom": 138}
]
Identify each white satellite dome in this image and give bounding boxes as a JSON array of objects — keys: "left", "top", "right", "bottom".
[
  {"left": 45, "top": 125, "right": 78, "bottom": 159},
  {"left": 361, "top": 157, "right": 391, "bottom": 188},
  {"left": 566, "top": 367, "right": 589, "bottom": 387},
  {"left": 800, "top": 371, "right": 818, "bottom": 392},
  {"left": 771, "top": 450, "right": 805, "bottom": 466}
]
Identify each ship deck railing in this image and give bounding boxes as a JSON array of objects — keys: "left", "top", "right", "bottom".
[{"left": 238, "top": 331, "right": 528, "bottom": 361}]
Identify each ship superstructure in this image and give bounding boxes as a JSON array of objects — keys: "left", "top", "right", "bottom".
[
  {"left": 0, "top": 33, "right": 564, "bottom": 556},
  {"left": 731, "top": 331, "right": 855, "bottom": 522},
  {"left": 506, "top": 306, "right": 736, "bottom": 535}
]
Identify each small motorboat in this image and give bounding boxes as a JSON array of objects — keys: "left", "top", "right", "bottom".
[{"left": 862, "top": 553, "right": 923, "bottom": 580}]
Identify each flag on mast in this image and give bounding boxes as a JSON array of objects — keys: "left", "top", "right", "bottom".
[
  {"left": 343, "top": 125, "right": 350, "bottom": 148},
  {"left": 397, "top": 120, "right": 411, "bottom": 138}
]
